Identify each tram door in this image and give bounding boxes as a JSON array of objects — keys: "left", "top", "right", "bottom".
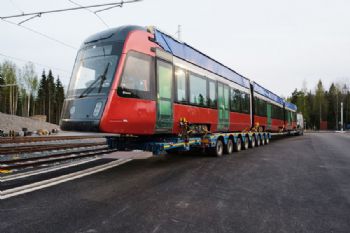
[
  {"left": 155, "top": 59, "right": 173, "bottom": 133},
  {"left": 267, "top": 103, "right": 272, "bottom": 130},
  {"left": 217, "top": 83, "right": 230, "bottom": 131}
]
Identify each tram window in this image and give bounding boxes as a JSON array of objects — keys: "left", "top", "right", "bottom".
[
  {"left": 175, "top": 67, "right": 187, "bottom": 102},
  {"left": 208, "top": 80, "right": 217, "bottom": 108},
  {"left": 254, "top": 97, "right": 259, "bottom": 115},
  {"left": 241, "top": 93, "right": 250, "bottom": 113},
  {"left": 230, "top": 88, "right": 241, "bottom": 112},
  {"left": 118, "top": 51, "right": 154, "bottom": 99},
  {"left": 255, "top": 97, "right": 267, "bottom": 117},
  {"left": 189, "top": 73, "right": 207, "bottom": 106}
]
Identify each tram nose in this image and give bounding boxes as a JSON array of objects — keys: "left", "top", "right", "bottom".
[{"left": 60, "top": 97, "right": 107, "bottom": 131}]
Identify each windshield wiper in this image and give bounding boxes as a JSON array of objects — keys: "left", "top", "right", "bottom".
[
  {"left": 78, "top": 62, "right": 110, "bottom": 98},
  {"left": 97, "top": 62, "right": 110, "bottom": 93}
]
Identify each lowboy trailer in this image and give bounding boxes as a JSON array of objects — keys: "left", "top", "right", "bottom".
[{"left": 106, "top": 131, "right": 276, "bottom": 156}]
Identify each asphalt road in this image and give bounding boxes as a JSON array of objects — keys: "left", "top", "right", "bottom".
[{"left": 1, "top": 133, "right": 350, "bottom": 233}]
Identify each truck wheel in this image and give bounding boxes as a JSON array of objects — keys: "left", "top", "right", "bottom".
[
  {"left": 225, "top": 138, "right": 234, "bottom": 155},
  {"left": 256, "top": 136, "right": 261, "bottom": 147},
  {"left": 234, "top": 137, "right": 242, "bottom": 152},
  {"left": 243, "top": 137, "right": 249, "bottom": 150},
  {"left": 249, "top": 136, "right": 256, "bottom": 148},
  {"left": 213, "top": 139, "right": 224, "bottom": 157}
]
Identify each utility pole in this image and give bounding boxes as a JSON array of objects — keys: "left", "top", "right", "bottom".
[
  {"left": 336, "top": 92, "right": 339, "bottom": 130},
  {"left": 177, "top": 25, "right": 181, "bottom": 41},
  {"left": 341, "top": 102, "right": 344, "bottom": 131}
]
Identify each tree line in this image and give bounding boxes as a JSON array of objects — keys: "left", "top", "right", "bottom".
[
  {"left": 289, "top": 80, "right": 350, "bottom": 130},
  {"left": 0, "top": 60, "right": 65, "bottom": 125}
]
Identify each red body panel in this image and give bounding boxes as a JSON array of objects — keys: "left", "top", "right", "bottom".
[
  {"left": 229, "top": 112, "right": 251, "bottom": 132},
  {"left": 254, "top": 115, "right": 267, "bottom": 130},
  {"left": 100, "top": 30, "right": 158, "bottom": 134},
  {"left": 254, "top": 116, "right": 284, "bottom": 132},
  {"left": 271, "top": 119, "right": 284, "bottom": 132},
  {"left": 172, "top": 104, "right": 218, "bottom": 133}
]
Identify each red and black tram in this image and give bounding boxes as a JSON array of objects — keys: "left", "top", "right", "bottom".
[{"left": 60, "top": 25, "right": 297, "bottom": 135}]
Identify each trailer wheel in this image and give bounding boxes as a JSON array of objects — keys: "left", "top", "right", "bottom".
[
  {"left": 256, "top": 135, "right": 261, "bottom": 147},
  {"left": 243, "top": 136, "right": 249, "bottom": 150},
  {"left": 249, "top": 136, "right": 256, "bottom": 148},
  {"left": 261, "top": 135, "right": 265, "bottom": 146},
  {"left": 225, "top": 138, "right": 234, "bottom": 155},
  {"left": 234, "top": 137, "right": 242, "bottom": 152},
  {"left": 212, "top": 139, "right": 224, "bottom": 157}
]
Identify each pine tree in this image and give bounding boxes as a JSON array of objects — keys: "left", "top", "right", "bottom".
[
  {"left": 54, "top": 77, "right": 65, "bottom": 124},
  {"left": 36, "top": 70, "right": 47, "bottom": 116},
  {"left": 46, "top": 70, "right": 56, "bottom": 123}
]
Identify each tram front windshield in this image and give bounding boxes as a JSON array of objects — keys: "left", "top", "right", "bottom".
[{"left": 67, "top": 43, "right": 119, "bottom": 97}]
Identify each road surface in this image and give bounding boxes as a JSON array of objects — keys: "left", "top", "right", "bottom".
[{"left": 1, "top": 133, "right": 350, "bottom": 233}]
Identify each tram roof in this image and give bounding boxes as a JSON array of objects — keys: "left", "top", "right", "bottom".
[
  {"left": 284, "top": 101, "right": 298, "bottom": 111},
  {"left": 153, "top": 28, "right": 251, "bottom": 89},
  {"left": 252, "top": 82, "right": 285, "bottom": 106}
]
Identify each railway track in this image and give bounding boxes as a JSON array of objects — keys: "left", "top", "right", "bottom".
[
  {"left": 0, "top": 135, "right": 117, "bottom": 174},
  {"left": 0, "top": 146, "right": 117, "bottom": 170},
  {"left": 0, "top": 141, "right": 106, "bottom": 155},
  {"left": 0, "top": 135, "right": 103, "bottom": 144}
]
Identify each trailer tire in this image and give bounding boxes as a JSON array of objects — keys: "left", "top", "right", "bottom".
[
  {"left": 261, "top": 135, "right": 265, "bottom": 146},
  {"left": 234, "top": 137, "right": 242, "bottom": 152},
  {"left": 225, "top": 138, "right": 234, "bottom": 155},
  {"left": 249, "top": 136, "right": 256, "bottom": 148},
  {"left": 243, "top": 136, "right": 249, "bottom": 150},
  {"left": 256, "top": 135, "right": 261, "bottom": 147},
  {"left": 212, "top": 139, "right": 224, "bottom": 157}
]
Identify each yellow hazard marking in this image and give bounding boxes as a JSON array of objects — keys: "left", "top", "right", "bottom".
[{"left": 0, "top": 169, "right": 12, "bottom": 174}]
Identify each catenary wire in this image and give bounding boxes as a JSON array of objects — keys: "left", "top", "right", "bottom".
[
  {"left": 68, "top": 0, "right": 109, "bottom": 28},
  {"left": 1, "top": 0, "right": 142, "bottom": 20},
  {"left": 0, "top": 18, "right": 78, "bottom": 50}
]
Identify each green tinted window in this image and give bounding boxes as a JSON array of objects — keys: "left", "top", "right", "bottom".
[
  {"left": 157, "top": 61, "right": 172, "bottom": 99},
  {"left": 208, "top": 80, "right": 217, "bottom": 108},
  {"left": 189, "top": 73, "right": 207, "bottom": 106},
  {"left": 241, "top": 93, "right": 250, "bottom": 113},
  {"left": 175, "top": 67, "right": 186, "bottom": 102},
  {"left": 230, "top": 88, "right": 241, "bottom": 112}
]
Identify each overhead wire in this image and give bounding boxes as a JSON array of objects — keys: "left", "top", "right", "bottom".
[
  {"left": 68, "top": 0, "right": 109, "bottom": 28},
  {"left": 0, "top": 18, "right": 78, "bottom": 50},
  {"left": 1, "top": 0, "right": 142, "bottom": 21}
]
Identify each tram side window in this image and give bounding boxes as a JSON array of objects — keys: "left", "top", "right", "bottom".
[
  {"left": 241, "top": 93, "right": 250, "bottom": 113},
  {"left": 118, "top": 51, "right": 154, "bottom": 99},
  {"left": 189, "top": 73, "right": 207, "bottom": 106},
  {"left": 175, "top": 67, "right": 187, "bottom": 102},
  {"left": 255, "top": 98, "right": 267, "bottom": 117},
  {"left": 208, "top": 80, "right": 217, "bottom": 108},
  {"left": 230, "top": 88, "right": 241, "bottom": 112},
  {"left": 254, "top": 97, "right": 259, "bottom": 115}
]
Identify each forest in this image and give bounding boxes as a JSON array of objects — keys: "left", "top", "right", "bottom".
[
  {"left": 289, "top": 80, "right": 350, "bottom": 130},
  {"left": 0, "top": 60, "right": 65, "bottom": 125}
]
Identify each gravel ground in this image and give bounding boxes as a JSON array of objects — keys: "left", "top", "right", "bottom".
[{"left": 0, "top": 112, "right": 59, "bottom": 132}]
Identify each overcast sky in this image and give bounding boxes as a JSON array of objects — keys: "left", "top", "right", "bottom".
[{"left": 1, "top": 0, "right": 349, "bottom": 97}]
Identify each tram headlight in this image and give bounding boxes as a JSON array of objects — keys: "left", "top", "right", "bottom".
[
  {"left": 69, "top": 106, "right": 76, "bottom": 115},
  {"left": 93, "top": 102, "right": 102, "bottom": 117}
]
